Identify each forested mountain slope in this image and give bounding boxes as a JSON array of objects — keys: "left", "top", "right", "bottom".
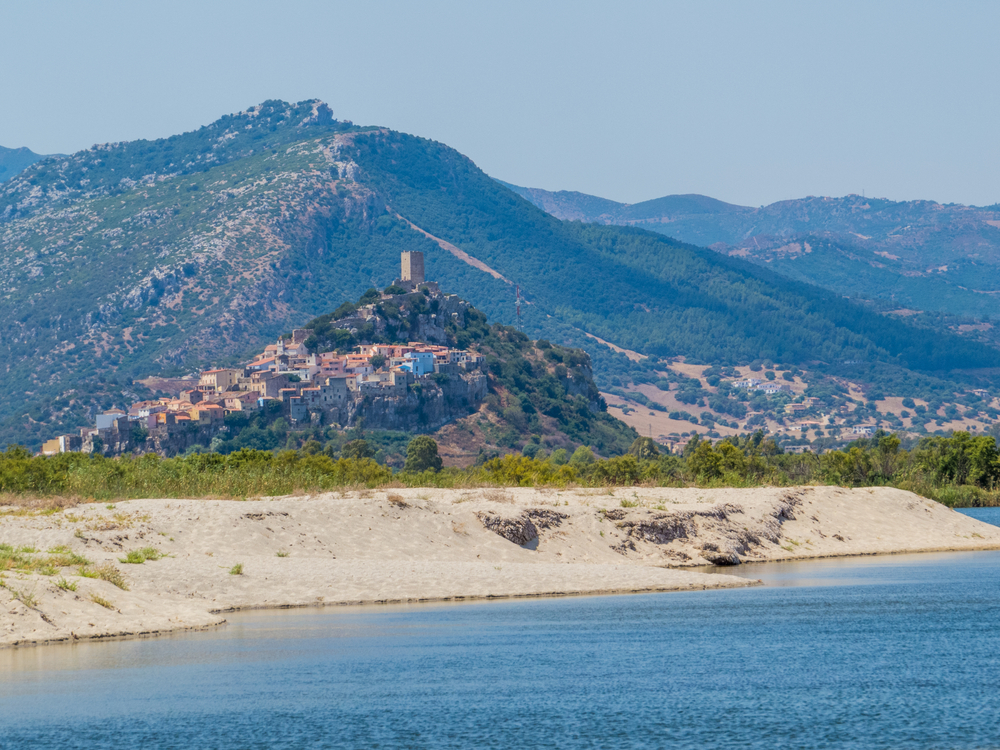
[
  {"left": 1, "top": 100, "right": 996, "bottom": 449},
  {"left": 507, "top": 184, "right": 1000, "bottom": 322}
]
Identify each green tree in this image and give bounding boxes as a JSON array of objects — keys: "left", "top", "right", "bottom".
[
  {"left": 405, "top": 436, "right": 443, "bottom": 472},
  {"left": 301, "top": 439, "right": 324, "bottom": 455},
  {"left": 628, "top": 437, "right": 660, "bottom": 460},
  {"left": 342, "top": 439, "right": 376, "bottom": 460},
  {"left": 569, "top": 445, "right": 595, "bottom": 467},
  {"left": 548, "top": 448, "right": 569, "bottom": 465},
  {"left": 687, "top": 441, "right": 722, "bottom": 481}
]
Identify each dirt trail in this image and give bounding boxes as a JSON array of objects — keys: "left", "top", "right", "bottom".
[{"left": 394, "top": 212, "right": 511, "bottom": 283}]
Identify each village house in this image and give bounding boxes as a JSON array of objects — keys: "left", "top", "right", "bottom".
[{"left": 199, "top": 369, "right": 241, "bottom": 393}]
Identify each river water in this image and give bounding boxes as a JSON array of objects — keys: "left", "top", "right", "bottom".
[{"left": 2, "top": 508, "right": 999, "bottom": 749}]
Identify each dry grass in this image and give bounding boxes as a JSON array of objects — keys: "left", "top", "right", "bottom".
[
  {"left": 85, "top": 511, "right": 142, "bottom": 532},
  {"left": 0, "top": 493, "right": 83, "bottom": 514},
  {"left": 482, "top": 489, "right": 513, "bottom": 504},
  {"left": 386, "top": 493, "right": 409, "bottom": 508},
  {"left": 451, "top": 520, "right": 468, "bottom": 535}
]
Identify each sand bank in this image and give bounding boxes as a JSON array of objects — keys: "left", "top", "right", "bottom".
[{"left": 2, "top": 486, "right": 998, "bottom": 649}]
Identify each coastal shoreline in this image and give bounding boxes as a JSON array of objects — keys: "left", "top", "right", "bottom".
[{"left": 3, "top": 486, "right": 999, "bottom": 650}]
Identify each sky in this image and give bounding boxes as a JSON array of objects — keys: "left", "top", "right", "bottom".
[{"left": 2, "top": 0, "right": 998, "bottom": 207}]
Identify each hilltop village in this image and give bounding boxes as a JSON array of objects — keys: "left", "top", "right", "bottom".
[{"left": 42, "top": 253, "right": 487, "bottom": 456}]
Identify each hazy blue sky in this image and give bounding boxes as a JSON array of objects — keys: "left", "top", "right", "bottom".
[{"left": 2, "top": 1, "right": 997, "bottom": 206}]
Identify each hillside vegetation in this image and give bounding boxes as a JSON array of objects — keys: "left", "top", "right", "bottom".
[{"left": 1, "top": 99, "right": 997, "bottom": 450}]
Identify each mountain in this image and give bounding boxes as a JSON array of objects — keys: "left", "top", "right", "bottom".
[
  {"left": 0, "top": 145, "right": 50, "bottom": 182},
  {"left": 506, "top": 185, "right": 1000, "bottom": 322},
  {"left": 1, "top": 99, "right": 997, "bottom": 450}
]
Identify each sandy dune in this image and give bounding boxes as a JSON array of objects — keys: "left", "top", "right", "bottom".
[{"left": 2, "top": 486, "right": 998, "bottom": 649}]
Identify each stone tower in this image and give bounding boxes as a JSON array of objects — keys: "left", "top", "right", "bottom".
[{"left": 401, "top": 251, "right": 425, "bottom": 285}]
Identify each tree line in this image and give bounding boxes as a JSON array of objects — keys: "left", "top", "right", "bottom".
[{"left": 2, "top": 430, "right": 997, "bottom": 507}]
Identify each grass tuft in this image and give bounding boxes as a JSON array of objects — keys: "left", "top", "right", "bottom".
[
  {"left": 119, "top": 547, "right": 163, "bottom": 565},
  {"left": 2, "top": 543, "right": 90, "bottom": 573},
  {"left": 229, "top": 563, "right": 244, "bottom": 576},
  {"left": 1, "top": 580, "right": 38, "bottom": 608},
  {"left": 80, "top": 563, "right": 129, "bottom": 590},
  {"left": 89, "top": 592, "right": 115, "bottom": 610},
  {"left": 56, "top": 577, "right": 77, "bottom": 591},
  {"left": 275, "top": 551, "right": 289, "bottom": 557}
]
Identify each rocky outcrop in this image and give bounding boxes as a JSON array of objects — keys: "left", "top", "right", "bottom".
[
  {"left": 315, "top": 369, "right": 487, "bottom": 433},
  {"left": 477, "top": 511, "right": 539, "bottom": 546},
  {"left": 608, "top": 491, "right": 805, "bottom": 565},
  {"left": 476, "top": 508, "right": 569, "bottom": 546}
]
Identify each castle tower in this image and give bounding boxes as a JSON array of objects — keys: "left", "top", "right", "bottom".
[{"left": 401, "top": 251, "right": 425, "bottom": 285}]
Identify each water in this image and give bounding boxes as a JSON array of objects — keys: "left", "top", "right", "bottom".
[{"left": 2, "top": 509, "right": 999, "bottom": 749}]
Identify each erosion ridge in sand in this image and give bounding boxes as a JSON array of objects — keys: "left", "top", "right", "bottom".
[{"left": 2, "top": 486, "right": 999, "bottom": 649}]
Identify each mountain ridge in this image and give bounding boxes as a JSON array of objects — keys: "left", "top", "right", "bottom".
[
  {"left": 2, "top": 99, "right": 997, "bottom": 450},
  {"left": 505, "top": 183, "right": 1000, "bottom": 321},
  {"left": 0, "top": 145, "right": 51, "bottom": 183}
]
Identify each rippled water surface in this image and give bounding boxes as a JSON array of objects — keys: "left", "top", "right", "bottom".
[{"left": 2, "top": 508, "right": 999, "bottom": 749}]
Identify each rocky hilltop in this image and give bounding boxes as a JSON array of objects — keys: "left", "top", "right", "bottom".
[{"left": 53, "top": 272, "right": 635, "bottom": 462}]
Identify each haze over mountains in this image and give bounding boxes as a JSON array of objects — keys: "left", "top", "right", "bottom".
[
  {"left": 504, "top": 183, "right": 1000, "bottom": 323},
  {"left": 0, "top": 146, "right": 50, "bottom": 182},
  {"left": 1, "top": 99, "right": 997, "bottom": 448}
]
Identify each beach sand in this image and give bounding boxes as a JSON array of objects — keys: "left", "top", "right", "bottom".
[{"left": 2, "top": 485, "right": 998, "bottom": 649}]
